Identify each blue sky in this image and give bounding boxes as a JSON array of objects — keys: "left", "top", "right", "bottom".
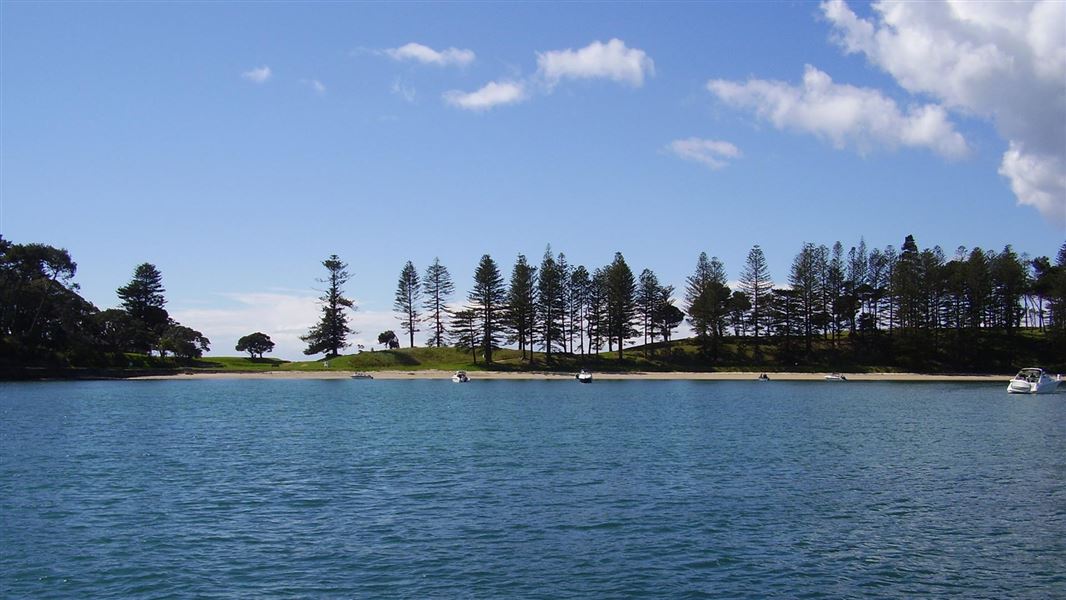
[{"left": 3, "top": 1, "right": 1064, "bottom": 359}]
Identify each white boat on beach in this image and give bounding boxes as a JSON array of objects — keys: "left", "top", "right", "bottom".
[
  {"left": 1007, "top": 368, "right": 1060, "bottom": 394},
  {"left": 576, "top": 369, "right": 593, "bottom": 383},
  {"left": 824, "top": 373, "right": 848, "bottom": 381},
  {"left": 350, "top": 372, "right": 374, "bottom": 379},
  {"left": 452, "top": 370, "right": 470, "bottom": 383}
]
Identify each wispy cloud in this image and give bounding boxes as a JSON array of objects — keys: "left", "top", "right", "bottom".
[
  {"left": 385, "top": 42, "right": 475, "bottom": 67},
  {"left": 536, "top": 38, "right": 655, "bottom": 87},
  {"left": 301, "top": 79, "right": 326, "bottom": 94},
  {"left": 708, "top": 65, "right": 968, "bottom": 160},
  {"left": 667, "top": 138, "right": 742, "bottom": 170},
  {"left": 391, "top": 77, "right": 416, "bottom": 103},
  {"left": 241, "top": 65, "right": 272, "bottom": 84},
  {"left": 443, "top": 80, "right": 527, "bottom": 111}
]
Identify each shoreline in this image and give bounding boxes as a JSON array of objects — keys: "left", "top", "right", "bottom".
[{"left": 130, "top": 370, "right": 1010, "bottom": 382}]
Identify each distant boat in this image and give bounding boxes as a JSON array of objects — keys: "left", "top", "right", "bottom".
[
  {"left": 351, "top": 372, "right": 374, "bottom": 380},
  {"left": 452, "top": 370, "right": 470, "bottom": 383},
  {"left": 576, "top": 369, "right": 593, "bottom": 384},
  {"left": 824, "top": 373, "right": 848, "bottom": 381},
  {"left": 1007, "top": 368, "right": 1060, "bottom": 394},
  {"left": 757, "top": 373, "right": 770, "bottom": 381}
]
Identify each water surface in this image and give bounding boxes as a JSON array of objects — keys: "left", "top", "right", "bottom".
[{"left": 2, "top": 380, "right": 1063, "bottom": 598}]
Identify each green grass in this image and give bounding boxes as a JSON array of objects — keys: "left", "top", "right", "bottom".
[{"left": 116, "top": 328, "right": 1065, "bottom": 375}]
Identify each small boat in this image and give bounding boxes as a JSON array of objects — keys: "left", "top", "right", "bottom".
[
  {"left": 452, "top": 370, "right": 470, "bottom": 383},
  {"left": 1007, "top": 368, "right": 1060, "bottom": 394},
  {"left": 824, "top": 373, "right": 847, "bottom": 381},
  {"left": 350, "top": 372, "right": 374, "bottom": 380},
  {"left": 757, "top": 373, "right": 770, "bottom": 381},
  {"left": 576, "top": 369, "right": 593, "bottom": 383}
]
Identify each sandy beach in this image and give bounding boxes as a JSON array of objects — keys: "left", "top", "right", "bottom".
[{"left": 132, "top": 370, "right": 1009, "bottom": 382}]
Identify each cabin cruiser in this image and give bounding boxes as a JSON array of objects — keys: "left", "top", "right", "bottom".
[
  {"left": 824, "top": 373, "right": 847, "bottom": 381},
  {"left": 452, "top": 370, "right": 470, "bottom": 383},
  {"left": 350, "top": 372, "right": 374, "bottom": 379},
  {"left": 576, "top": 369, "right": 593, "bottom": 383},
  {"left": 1007, "top": 368, "right": 1060, "bottom": 394}
]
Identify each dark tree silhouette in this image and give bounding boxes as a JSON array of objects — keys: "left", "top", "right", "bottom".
[{"left": 301, "top": 255, "right": 355, "bottom": 357}]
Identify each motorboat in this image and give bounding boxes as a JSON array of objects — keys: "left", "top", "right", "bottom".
[
  {"left": 1007, "top": 368, "right": 1060, "bottom": 394},
  {"left": 824, "top": 373, "right": 847, "bottom": 381},
  {"left": 452, "top": 370, "right": 470, "bottom": 383},
  {"left": 576, "top": 369, "right": 593, "bottom": 383},
  {"left": 757, "top": 373, "right": 770, "bottom": 381},
  {"left": 350, "top": 372, "right": 374, "bottom": 380}
]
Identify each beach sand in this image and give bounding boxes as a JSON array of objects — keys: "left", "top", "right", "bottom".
[{"left": 132, "top": 370, "right": 1007, "bottom": 382}]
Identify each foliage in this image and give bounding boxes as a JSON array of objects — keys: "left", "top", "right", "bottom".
[
  {"left": 468, "top": 254, "right": 507, "bottom": 363},
  {"left": 505, "top": 254, "right": 537, "bottom": 360},
  {"left": 301, "top": 255, "right": 355, "bottom": 357},
  {"left": 421, "top": 257, "right": 454, "bottom": 347},
  {"left": 377, "top": 330, "right": 400, "bottom": 349},
  {"left": 394, "top": 260, "right": 421, "bottom": 347},
  {"left": 236, "top": 332, "right": 274, "bottom": 358}
]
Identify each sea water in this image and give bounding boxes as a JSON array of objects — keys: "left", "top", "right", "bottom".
[{"left": 1, "top": 379, "right": 1063, "bottom": 598}]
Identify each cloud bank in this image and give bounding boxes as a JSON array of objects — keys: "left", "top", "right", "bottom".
[
  {"left": 708, "top": 65, "right": 969, "bottom": 159},
  {"left": 821, "top": 0, "right": 1065, "bottom": 223}
]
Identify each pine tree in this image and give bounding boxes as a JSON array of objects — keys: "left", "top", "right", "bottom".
[
  {"left": 301, "top": 255, "right": 355, "bottom": 357},
  {"left": 685, "top": 252, "right": 730, "bottom": 360},
  {"left": 506, "top": 254, "right": 537, "bottom": 360},
  {"left": 537, "top": 246, "right": 566, "bottom": 360},
  {"left": 394, "top": 261, "right": 421, "bottom": 347},
  {"left": 469, "top": 254, "right": 507, "bottom": 363},
  {"left": 569, "top": 265, "right": 591, "bottom": 355},
  {"left": 637, "top": 269, "right": 661, "bottom": 357},
  {"left": 422, "top": 257, "right": 454, "bottom": 347},
  {"left": 739, "top": 245, "right": 773, "bottom": 351},
  {"left": 117, "top": 262, "right": 170, "bottom": 355},
  {"left": 605, "top": 252, "right": 637, "bottom": 359},
  {"left": 789, "top": 243, "right": 821, "bottom": 353},
  {"left": 451, "top": 308, "right": 480, "bottom": 363}
]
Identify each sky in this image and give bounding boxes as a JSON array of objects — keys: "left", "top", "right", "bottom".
[{"left": 2, "top": 1, "right": 1064, "bottom": 360}]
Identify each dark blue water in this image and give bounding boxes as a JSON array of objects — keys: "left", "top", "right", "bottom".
[{"left": 2, "top": 380, "right": 1064, "bottom": 598}]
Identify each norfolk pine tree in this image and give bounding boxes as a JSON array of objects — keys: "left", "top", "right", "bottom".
[
  {"left": 394, "top": 261, "right": 421, "bottom": 347},
  {"left": 422, "top": 258, "right": 454, "bottom": 347},
  {"left": 469, "top": 254, "right": 508, "bottom": 363},
  {"left": 740, "top": 245, "right": 773, "bottom": 355},
  {"left": 506, "top": 254, "right": 537, "bottom": 361},
  {"left": 301, "top": 255, "right": 355, "bottom": 357}
]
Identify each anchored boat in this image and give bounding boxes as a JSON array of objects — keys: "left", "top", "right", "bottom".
[{"left": 1007, "top": 368, "right": 1060, "bottom": 394}]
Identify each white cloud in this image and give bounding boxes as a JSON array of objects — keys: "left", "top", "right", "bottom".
[
  {"left": 385, "top": 42, "right": 475, "bottom": 67},
  {"left": 708, "top": 65, "right": 969, "bottom": 159},
  {"left": 391, "top": 77, "right": 416, "bottom": 103},
  {"left": 667, "top": 138, "right": 742, "bottom": 170},
  {"left": 171, "top": 291, "right": 401, "bottom": 361},
  {"left": 241, "top": 66, "right": 272, "bottom": 84},
  {"left": 821, "top": 0, "right": 1065, "bottom": 223},
  {"left": 305, "top": 79, "right": 326, "bottom": 94},
  {"left": 536, "top": 38, "right": 655, "bottom": 87},
  {"left": 443, "top": 80, "right": 527, "bottom": 111}
]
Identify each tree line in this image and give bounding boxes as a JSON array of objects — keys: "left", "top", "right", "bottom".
[
  {"left": 4, "top": 233, "right": 1064, "bottom": 370},
  {"left": 1, "top": 236, "right": 210, "bottom": 365},
  {"left": 301, "top": 236, "right": 1065, "bottom": 368}
]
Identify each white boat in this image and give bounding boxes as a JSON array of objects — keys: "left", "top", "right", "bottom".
[
  {"left": 576, "top": 369, "right": 593, "bottom": 383},
  {"left": 757, "top": 373, "right": 770, "bottom": 381},
  {"left": 1007, "top": 368, "right": 1060, "bottom": 394},
  {"left": 350, "top": 372, "right": 374, "bottom": 380},
  {"left": 452, "top": 370, "right": 469, "bottom": 383},
  {"left": 824, "top": 373, "right": 848, "bottom": 381}
]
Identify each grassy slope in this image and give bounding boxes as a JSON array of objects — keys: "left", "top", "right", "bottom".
[{"left": 131, "top": 328, "right": 1064, "bottom": 374}]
